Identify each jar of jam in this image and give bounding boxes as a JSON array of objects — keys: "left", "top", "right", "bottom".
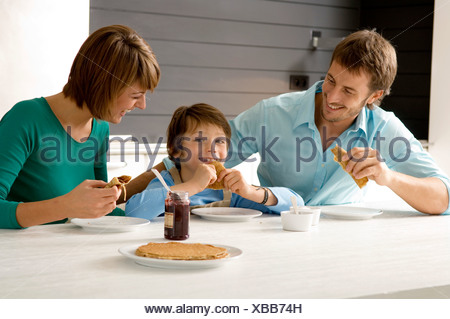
[{"left": 164, "top": 191, "right": 190, "bottom": 240}]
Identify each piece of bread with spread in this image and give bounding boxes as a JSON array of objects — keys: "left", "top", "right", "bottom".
[
  {"left": 207, "top": 161, "right": 226, "bottom": 190},
  {"left": 104, "top": 175, "right": 132, "bottom": 200},
  {"left": 331, "top": 145, "right": 368, "bottom": 189}
]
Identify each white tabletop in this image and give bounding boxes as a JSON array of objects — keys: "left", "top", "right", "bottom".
[{"left": 1, "top": 200, "right": 450, "bottom": 299}]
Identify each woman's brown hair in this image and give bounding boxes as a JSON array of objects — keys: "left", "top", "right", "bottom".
[
  {"left": 330, "top": 29, "right": 397, "bottom": 108},
  {"left": 166, "top": 103, "right": 231, "bottom": 161},
  {"left": 63, "top": 25, "right": 160, "bottom": 119}
]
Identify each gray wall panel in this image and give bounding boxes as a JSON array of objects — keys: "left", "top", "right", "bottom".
[
  {"left": 90, "top": 9, "right": 352, "bottom": 50},
  {"left": 156, "top": 66, "right": 323, "bottom": 93},
  {"left": 149, "top": 40, "right": 337, "bottom": 71},
  {"left": 92, "top": 0, "right": 359, "bottom": 29},
  {"left": 138, "top": 91, "right": 279, "bottom": 116},
  {"left": 91, "top": 0, "right": 360, "bottom": 141}
]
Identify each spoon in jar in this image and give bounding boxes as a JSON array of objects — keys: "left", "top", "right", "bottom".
[{"left": 151, "top": 169, "right": 181, "bottom": 200}]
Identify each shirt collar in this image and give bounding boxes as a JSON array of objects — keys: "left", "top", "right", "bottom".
[
  {"left": 292, "top": 81, "right": 322, "bottom": 130},
  {"left": 349, "top": 107, "right": 368, "bottom": 137}
]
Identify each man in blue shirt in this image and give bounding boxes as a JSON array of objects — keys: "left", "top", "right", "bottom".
[
  {"left": 128, "top": 30, "right": 449, "bottom": 214},
  {"left": 223, "top": 29, "right": 449, "bottom": 215}
]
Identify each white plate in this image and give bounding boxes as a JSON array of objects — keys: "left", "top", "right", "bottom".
[
  {"left": 118, "top": 243, "right": 243, "bottom": 269},
  {"left": 320, "top": 206, "right": 383, "bottom": 220},
  {"left": 71, "top": 216, "right": 150, "bottom": 232},
  {"left": 191, "top": 207, "right": 262, "bottom": 222}
]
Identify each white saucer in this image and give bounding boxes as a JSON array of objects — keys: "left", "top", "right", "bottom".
[
  {"left": 71, "top": 216, "right": 150, "bottom": 232},
  {"left": 191, "top": 207, "right": 262, "bottom": 222},
  {"left": 320, "top": 206, "right": 383, "bottom": 220},
  {"left": 119, "top": 243, "right": 243, "bottom": 269}
]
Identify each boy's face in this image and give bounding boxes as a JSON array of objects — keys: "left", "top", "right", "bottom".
[{"left": 173, "top": 122, "right": 229, "bottom": 171}]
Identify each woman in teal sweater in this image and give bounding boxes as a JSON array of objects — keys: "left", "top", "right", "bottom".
[{"left": 0, "top": 25, "right": 160, "bottom": 229}]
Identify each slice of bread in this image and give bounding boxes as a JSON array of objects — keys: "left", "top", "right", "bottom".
[
  {"left": 331, "top": 145, "right": 368, "bottom": 189},
  {"left": 207, "top": 161, "right": 226, "bottom": 190},
  {"left": 104, "top": 175, "right": 132, "bottom": 200}
]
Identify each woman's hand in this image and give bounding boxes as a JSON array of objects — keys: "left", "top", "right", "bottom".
[
  {"left": 16, "top": 179, "right": 122, "bottom": 228},
  {"left": 62, "top": 180, "right": 121, "bottom": 218}
]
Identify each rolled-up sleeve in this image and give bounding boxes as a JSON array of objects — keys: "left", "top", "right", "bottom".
[
  {"left": 377, "top": 116, "right": 450, "bottom": 214},
  {"left": 231, "top": 187, "right": 304, "bottom": 214}
]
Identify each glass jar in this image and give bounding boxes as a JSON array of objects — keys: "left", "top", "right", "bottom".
[{"left": 164, "top": 191, "right": 190, "bottom": 240}]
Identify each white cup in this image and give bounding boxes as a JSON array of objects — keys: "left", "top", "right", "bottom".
[
  {"left": 289, "top": 206, "right": 321, "bottom": 226},
  {"left": 281, "top": 211, "right": 314, "bottom": 232}
]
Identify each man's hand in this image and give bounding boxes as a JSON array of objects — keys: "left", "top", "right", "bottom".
[
  {"left": 342, "top": 147, "right": 393, "bottom": 186},
  {"left": 343, "top": 147, "right": 448, "bottom": 214}
]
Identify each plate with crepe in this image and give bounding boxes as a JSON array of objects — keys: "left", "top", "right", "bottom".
[
  {"left": 320, "top": 206, "right": 383, "bottom": 220},
  {"left": 191, "top": 207, "right": 262, "bottom": 222},
  {"left": 119, "top": 242, "right": 243, "bottom": 269},
  {"left": 71, "top": 216, "right": 150, "bottom": 232}
]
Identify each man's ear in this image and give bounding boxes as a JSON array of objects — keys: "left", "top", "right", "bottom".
[{"left": 367, "top": 90, "right": 384, "bottom": 105}]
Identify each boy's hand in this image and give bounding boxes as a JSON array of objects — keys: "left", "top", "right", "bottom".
[
  {"left": 217, "top": 169, "right": 252, "bottom": 197},
  {"left": 191, "top": 163, "right": 218, "bottom": 191}
]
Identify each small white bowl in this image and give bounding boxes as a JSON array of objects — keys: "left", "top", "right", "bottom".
[
  {"left": 290, "top": 206, "right": 321, "bottom": 226},
  {"left": 281, "top": 211, "right": 313, "bottom": 232}
]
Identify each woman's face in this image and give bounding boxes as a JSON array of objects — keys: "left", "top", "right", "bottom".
[{"left": 108, "top": 83, "right": 147, "bottom": 124}]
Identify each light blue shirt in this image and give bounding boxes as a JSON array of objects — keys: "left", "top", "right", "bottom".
[
  {"left": 126, "top": 169, "right": 304, "bottom": 220},
  {"left": 226, "top": 81, "right": 450, "bottom": 213}
]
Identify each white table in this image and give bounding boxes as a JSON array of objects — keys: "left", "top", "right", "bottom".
[{"left": 1, "top": 200, "right": 450, "bottom": 299}]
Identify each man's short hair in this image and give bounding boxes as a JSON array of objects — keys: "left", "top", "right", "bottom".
[
  {"left": 63, "top": 25, "right": 160, "bottom": 119},
  {"left": 331, "top": 29, "right": 397, "bottom": 108}
]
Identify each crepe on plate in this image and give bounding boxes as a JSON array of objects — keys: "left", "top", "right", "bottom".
[
  {"left": 104, "top": 175, "right": 132, "bottom": 200},
  {"left": 207, "top": 160, "right": 226, "bottom": 190},
  {"left": 331, "top": 145, "right": 368, "bottom": 189},
  {"left": 135, "top": 242, "right": 230, "bottom": 260}
]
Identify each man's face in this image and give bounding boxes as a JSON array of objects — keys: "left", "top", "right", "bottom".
[{"left": 319, "top": 61, "right": 382, "bottom": 125}]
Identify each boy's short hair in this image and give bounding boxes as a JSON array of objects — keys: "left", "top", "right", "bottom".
[
  {"left": 63, "top": 25, "right": 160, "bottom": 120},
  {"left": 166, "top": 103, "right": 231, "bottom": 161},
  {"left": 331, "top": 29, "right": 397, "bottom": 108}
]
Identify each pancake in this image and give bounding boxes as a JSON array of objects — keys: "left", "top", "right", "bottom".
[
  {"left": 135, "top": 242, "right": 229, "bottom": 260},
  {"left": 104, "top": 175, "right": 132, "bottom": 200},
  {"left": 331, "top": 145, "right": 368, "bottom": 189},
  {"left": 207, "top": 161, "right": 226, "bottom": 190}
]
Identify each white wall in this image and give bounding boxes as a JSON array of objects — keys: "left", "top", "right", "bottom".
[
  {"left": 0, "top": 0, "right": 89, "bottom": 117},
  {"left": 429, "top": 0, "right": 450, "bottom": 175}
]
